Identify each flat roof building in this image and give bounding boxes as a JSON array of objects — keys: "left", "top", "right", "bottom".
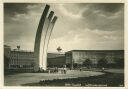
[
  {"left": 4, "top": 45, "right": 66, "bottom": 72},
  {"left": 65, "top": 50, "right": 124, "bottom": 69},
  {"left": 47, "top": 52, "right": 65, "bottom": 67},
  {"left": 9, "top": 50, "right": 35, "bottom": 72},
  {"left": 4, "top": 45, "right": 35, "bottom": 72}
]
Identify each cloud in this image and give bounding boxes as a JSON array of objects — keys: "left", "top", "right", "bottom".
[
  {"left": 61, "top": 3, "right": 124, "bottom": 31},
  {"left": 57, "top": 4, "right": 83, "bottom": 19},
  {"left": 4, "top": 3, "right": 124, "bottom": 51}
]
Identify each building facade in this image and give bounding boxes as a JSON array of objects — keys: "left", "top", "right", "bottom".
[
  {"left": 4, "top": 45, "right": 11, "bottom": 71},
  {"left": 4, "top": 45, "right": 66, "bottom": 72},
  {"left": 4, "top": 45, "right": 35, "bottom": 72},
  {"left": 8, "top": 50, "right": 35, "bottom": 72},
  {"left": 65, "top": 50, "right": 124, "bottom": 68},
  {"left": 5, "top": 44, "right": 124, "bottom": 72},
  {"left": 47, "top": 52, "right": 65, "bottom": 67}
]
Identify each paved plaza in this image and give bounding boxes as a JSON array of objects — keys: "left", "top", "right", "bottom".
[{"left": 5, "top": 70, "right": 104, "bottom": 86}]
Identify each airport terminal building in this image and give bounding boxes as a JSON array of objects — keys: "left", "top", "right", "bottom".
[
  {"left": 65, "top": 50, "right": 124, "bottom": 68},
  {"left": 4, "top": 45, "right": 124, "bottom": 72},
  {"left": 4, "top": 45, "right": 35, "bottom": 72},
  {"left": 4, "top": 45, "right": 65, "bottom": 72},
  {"left": 47, "top": 52, "right": 65, "bottom": 67}
]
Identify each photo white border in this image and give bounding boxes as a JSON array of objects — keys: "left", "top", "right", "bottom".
[
  {"left": 1, "top": 0, "right": 125, "bottom": 3},
  {"left": 124, "top": 2, "right": 128, "bottom": 89},
  {"left": 0, "top": 0, "right": 127, "bottom": 89},
  {"left": 0, "top": 1, "right": 4, "bottom": 89}
]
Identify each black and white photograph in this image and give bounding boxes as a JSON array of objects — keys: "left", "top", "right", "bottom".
[{"left": 4, "top": 3, "right": 124, "bottom": 87}]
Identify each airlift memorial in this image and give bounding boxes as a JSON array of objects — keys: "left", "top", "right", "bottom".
[{"left": 34, "top": 4, "right": 57, "bottom": 71}]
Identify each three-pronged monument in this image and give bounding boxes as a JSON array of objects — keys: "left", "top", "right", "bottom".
[{"left": 34, "top": 4, "right": 58, "bottom": 71}]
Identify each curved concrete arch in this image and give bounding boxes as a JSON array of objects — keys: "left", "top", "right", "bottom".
[
  {"left": 34, "top": 4, "right": 58, "bottom": 71},
  {"left": 39, "top": 18, "right": 50, "bottom": 68},
  {"left": 34, "top": 5, "right": 50, "bottom": 71},
  {"left": 42, "top": 16, "right": 58, "bottom": 70},
  {"left": 40, "top": 11, "right": 54, "bottom": 69}
]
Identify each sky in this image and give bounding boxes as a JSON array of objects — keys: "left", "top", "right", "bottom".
[{"left": 4, "top": 3, "right": 124, "bottom": 52}]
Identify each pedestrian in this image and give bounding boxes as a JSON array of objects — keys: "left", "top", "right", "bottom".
[
  {"left": 80, "top": 68, "right": 82, "bottom": 71},
  {"left": 102, "top": 67, "right": 105, "bottom": 72},
  {"left": 64, "top": 67, "right": 67, "bottom": 74}
]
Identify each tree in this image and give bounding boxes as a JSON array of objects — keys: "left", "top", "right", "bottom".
[
  {"left": 83, "top": 58, "right": 92, "bottom": 68},
  {"left": 97, "top": 58, "right": 107, "bottom": 68},
  {"left": 114, "top": 58, "right": 124, "bottom": 68},
  {"left": 73, "top": 63, "right": 78, "bottom": 68}
]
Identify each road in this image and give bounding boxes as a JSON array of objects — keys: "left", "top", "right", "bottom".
[{"left": 5, "top": 70, "right": 104, "bottom": 86}]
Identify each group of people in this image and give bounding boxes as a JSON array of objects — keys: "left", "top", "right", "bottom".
[
  {"left": 48, "top": 65, "right": 67, "bottom": 74},
  {"left": 61, "top": 67, "right": 67, "bottom": 74},
  {"left": 48, "top": 67, "right": 58, "bottom": 73}
]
